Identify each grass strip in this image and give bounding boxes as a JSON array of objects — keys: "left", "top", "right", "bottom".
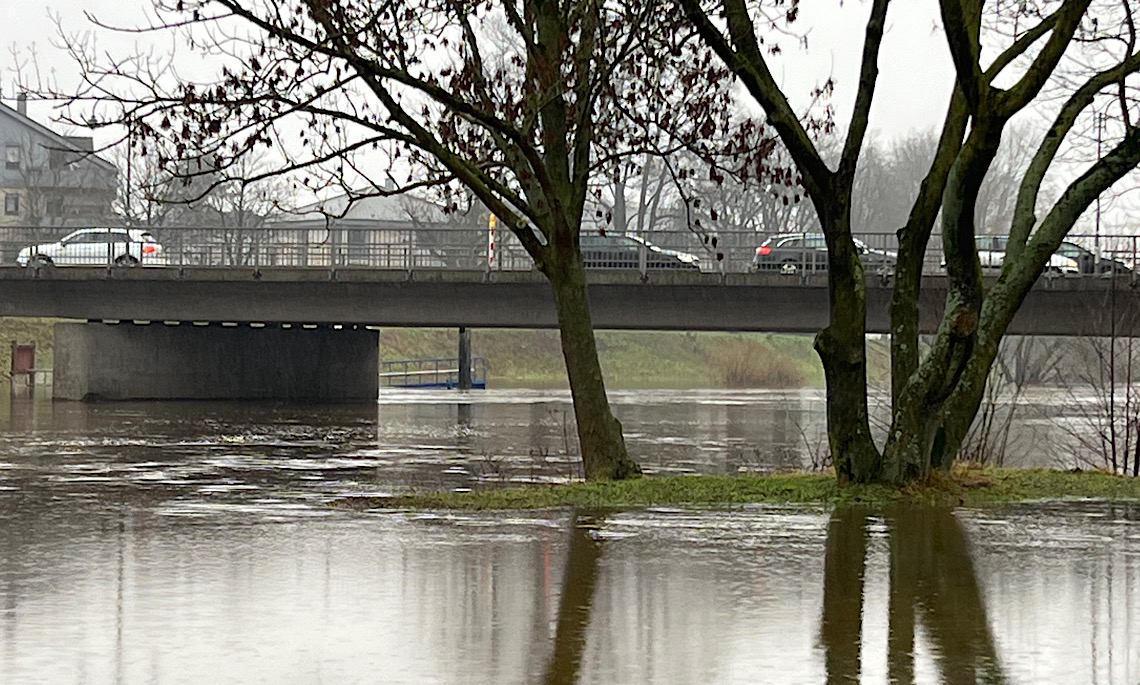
[{"left": 339, "top": 467, "right": 1140, "bottom": 511}]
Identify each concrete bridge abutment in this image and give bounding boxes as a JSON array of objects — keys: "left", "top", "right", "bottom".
[{"left": 53, "top": 322, "right": 379, "bottom": 401}]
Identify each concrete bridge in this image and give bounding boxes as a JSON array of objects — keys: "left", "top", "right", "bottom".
[
  {"left": 3, "top": 265, "right": 1135, "bottom": 334},
  {"left": 2, "top": 265, "right": 1137, "bottom": 401}
]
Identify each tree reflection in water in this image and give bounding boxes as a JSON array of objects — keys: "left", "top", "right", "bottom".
[
  {"left": 544, "top": 511, "right": 604, "bottom": 685},
  {"left": 822, "top": 506, "right": 1007, "bottom": 684}
]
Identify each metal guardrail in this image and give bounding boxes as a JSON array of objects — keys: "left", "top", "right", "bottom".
[
  {"left": 9, "top": 368, "right": 51, "bottom": 388},
  {"left": 379, "top": 356, "right": 488, "bottom": 389},
  {"left": 1, "top": 225, "right": 1137, "bottom": 279}
]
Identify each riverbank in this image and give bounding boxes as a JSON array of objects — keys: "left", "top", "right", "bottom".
[
  {"left": 343, "top": 467, "right": 1140, "bottom": 510},
  {"left": 1, "top": 318, "right": 836, "bottom": 389},
  {"left": 380, "top": 328, "right": 831, "bottom": 388}
]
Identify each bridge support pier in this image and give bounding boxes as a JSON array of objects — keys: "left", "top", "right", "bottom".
[
  {"left": 53, "top": 322, "right": 379, "bottom": 401},
  {"left": 458, "top": 326, "right": 472, "bottom": 391}
]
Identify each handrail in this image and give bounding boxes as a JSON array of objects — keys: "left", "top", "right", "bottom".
[
  {"left": 379, "top": 356, "right": 487, "bottom": 389},
  {"left": 2, "top": 224, "right": 1137, "bottom": 278}
]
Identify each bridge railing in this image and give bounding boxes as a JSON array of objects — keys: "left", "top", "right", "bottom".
[
  {"left": 2, "top": 224, "right": 1137, "bottom": 278},
  {"left": 379, "top": 356, "right": 488, "bottom": 389}
]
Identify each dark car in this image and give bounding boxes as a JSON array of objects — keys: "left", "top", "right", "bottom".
[
  {"left": 580, "top": 234, "right": 700, "bottom": 270},
  {"left": 753, "top": 233, "right": 895, "bottom": 275}
]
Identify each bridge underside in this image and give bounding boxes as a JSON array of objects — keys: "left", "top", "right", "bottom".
[{"left": 53, "top": 322, "right": 378, "bottom": 401}]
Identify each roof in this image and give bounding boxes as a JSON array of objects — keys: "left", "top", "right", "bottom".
[{"left": 0, "top": 101, "right": 117, "bottom": 174}]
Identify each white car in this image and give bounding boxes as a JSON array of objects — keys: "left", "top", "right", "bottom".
[
  {"left": 974, "top": 235, "right": 1080, "bottom": 274},
  {"left": 16, "top": 228, "right": 165, "bottom": 267}
]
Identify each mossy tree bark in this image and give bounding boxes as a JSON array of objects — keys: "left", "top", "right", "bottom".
[
  {"left": 884, "top": 0, "right": 1140, "bottom": 478},
  {"left": 816, "top": 211, "right": 881, "bottom": 483}
]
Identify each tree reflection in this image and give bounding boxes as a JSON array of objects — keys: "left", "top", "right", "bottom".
[
  {"left": 821, "top": 506, "right": 869, "bottom": 684},
  {"left": 543, "top": 511, "right": 604, "bottom": 685},
  {"left": 822, "top": 506, "right": 1006, "bottom": 684}
]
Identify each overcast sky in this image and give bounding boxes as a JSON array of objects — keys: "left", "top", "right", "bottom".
[{"left": 1, "top": 0, "right": 957, "bottom": 147}]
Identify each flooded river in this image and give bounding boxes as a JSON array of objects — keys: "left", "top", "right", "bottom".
[{"left": 0, "top": 389, "right": 1137, "bottom": 683}]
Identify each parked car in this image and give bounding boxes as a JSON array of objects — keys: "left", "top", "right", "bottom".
[
  {"left": 752, "top": 233, "right": 896, "bottom": 275},
  {"left": 972, "top": 235, "right": 1081, "bottom": 274},
  {"left": 580, "top": 233, "right": 700, "bottom": 270},
  {"left": 16, "top": 228, "right": 165, "bottom": 267}
]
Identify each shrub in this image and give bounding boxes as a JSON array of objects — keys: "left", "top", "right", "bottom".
[{"left": 715, "top": 340, "right": 805, "bottom": 388}]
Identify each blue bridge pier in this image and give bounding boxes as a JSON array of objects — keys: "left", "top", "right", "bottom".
[{"left": 52, "top": 321, "right": 379, "bottom": 401}]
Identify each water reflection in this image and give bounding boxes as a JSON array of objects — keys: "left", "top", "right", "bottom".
[
  {"left": 0, "top": 499, "right": 1138, "bottom": 682},
  {"left": 544, "top": 513, "right": 604, "bottom": 685},
  {"left": 889, "top": 508, "right": 1005, "bottom": 684},
  {"left": 1, "top": 389, "right": 1139, "bottom": 682},
  {"left": 820, "top": 507, "right": 1007, "bottom": 684},
  {"left": 821, "top": 507, "right": 869, "bottom": 683}
]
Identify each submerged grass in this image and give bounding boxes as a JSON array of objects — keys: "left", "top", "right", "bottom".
[{"left": 340, "top": 466, "right": 1140, "bottom": 511}]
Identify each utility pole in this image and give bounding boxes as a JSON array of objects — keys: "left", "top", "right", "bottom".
[{"left": 1095, "top": 112, "right": 1104, "bottom": 271}]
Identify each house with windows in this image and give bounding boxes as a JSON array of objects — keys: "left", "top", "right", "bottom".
[{"left": 0, "top": 94, "right": 118, "bottom": 261}]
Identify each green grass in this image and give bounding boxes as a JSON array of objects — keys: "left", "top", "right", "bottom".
[
  {"left": 380, "top": 328, "right": 826, "bottom": 388},
  {"left": 339, "top": 467, "right": 1140, "bottom": 511}
]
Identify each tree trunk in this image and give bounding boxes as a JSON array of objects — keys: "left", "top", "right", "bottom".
[
  {"left": 889, "top": 233, "right": 924, "bottom": 412},
  {"left": 548, "top": 258, "right": 641, "bottom": 481},
  {"left": 817, "top": 224, "right": 881, "bottom": 483}
]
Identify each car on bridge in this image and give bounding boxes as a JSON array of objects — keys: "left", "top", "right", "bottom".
[
  {"left": 752, "top": 233, "right": 896, "bottom": 276},
  {"left": 580, "top": 233, "right": 700, "bottom": 270},
  {"left": 972, "top": 235, "right": 1085, "bottom": 275},
  {"left": 1055, "top": 240, "right": 1132, "bottom": 275},
  {"left": 16, "top": 228, "right": 165, "bottom": 268}
]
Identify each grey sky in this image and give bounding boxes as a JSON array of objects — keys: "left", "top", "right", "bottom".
[{"left": 3, "top": 0, "right": 957, "bottom": 147}]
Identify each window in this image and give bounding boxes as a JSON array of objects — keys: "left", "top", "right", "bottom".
[
  {"left": 4, "top": 193, "right": 19, "bottom": 216},
  {"left": 5, "top": 146, "right": 19, "bottom": 170},
  {"left": 49, "top": 148, "right": 67, "bottom": 170},
  {"left": 45, "top": 196, "right": 64, "bottom": 217}
]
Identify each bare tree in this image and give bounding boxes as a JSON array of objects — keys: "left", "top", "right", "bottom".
[
  {"left": 1054, "top": 287, "right": 1140, "bottom": 475},
  {"left": 56, "top": 0, "right": 761, "bottom": 480}
]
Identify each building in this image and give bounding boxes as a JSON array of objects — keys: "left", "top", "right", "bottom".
[
  {"left": 255, "top": 191, "right": 509, "bottom": 269},
  {"left": 0, "top": 94, "right": 118, "bottom": 260}
]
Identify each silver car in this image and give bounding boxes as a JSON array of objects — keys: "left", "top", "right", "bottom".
[
  {"left": 17, "top": 228, "right": 165, "bottom": 267},
  {"left": 973, "top": 235, "right": 1080, "bottom": 274}
]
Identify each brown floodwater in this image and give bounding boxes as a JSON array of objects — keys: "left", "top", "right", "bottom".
[{"left": 0, "top": 389, "right": 1136, "bottom": 683}]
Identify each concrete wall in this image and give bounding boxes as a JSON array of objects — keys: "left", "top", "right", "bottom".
[{"left": 53, "top": 322, "right": 378, "bottom": 401}]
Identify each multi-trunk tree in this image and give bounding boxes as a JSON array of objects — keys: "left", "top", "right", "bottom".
[
  {"left": 681, "top": 0, "right": 1140, "bottom": 482},
  {"left": 60, "top": 0, "right": 762, "bottom": 480}
]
